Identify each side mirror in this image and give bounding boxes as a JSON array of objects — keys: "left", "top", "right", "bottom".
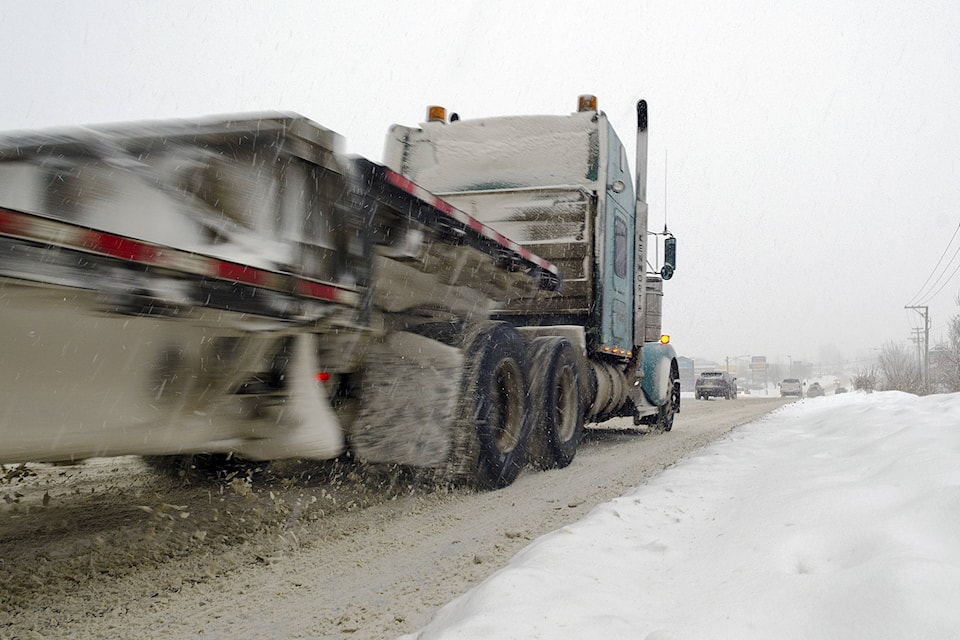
[{"left": 660, "top": 235, "right": 677, "bottom": 280}]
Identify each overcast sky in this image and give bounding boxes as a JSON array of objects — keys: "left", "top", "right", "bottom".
[{"left": 3, "top": 1, "right": 959, "bottom": 369}]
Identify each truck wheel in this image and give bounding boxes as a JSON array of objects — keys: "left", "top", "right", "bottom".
[
  {"left": 457, "top": 323, "right": 531, "bottom": 489},
  {"left": 656, "top": 368, "right": 679, "bottom": 432},
  {"left": 525, "top": 337, "right": 584, "bottom": 470},
  {"left": 657, "top": 400, "right": 675, "bottom": 431}
]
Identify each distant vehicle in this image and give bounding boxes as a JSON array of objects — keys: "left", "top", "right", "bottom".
[
  {"left": 806, "top": 382, "right": 825, "bottom": 397},
  {"left": 780, "top": 378, "right": 803, "bottom": 398},
  {"left": 834, "top": 386, "right": 848, "bottom": 394},
  {"left": 696, "top": 371, "right": 737, "bottom": 400}
]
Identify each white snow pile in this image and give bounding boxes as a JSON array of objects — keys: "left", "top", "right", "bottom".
[{"left": 404, "top": 391, "right": 960, "bottom": 639}]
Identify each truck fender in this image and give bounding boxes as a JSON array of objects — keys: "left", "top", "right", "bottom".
[{"left": 640, "top": 341, "right": 678, "bottom": 408}]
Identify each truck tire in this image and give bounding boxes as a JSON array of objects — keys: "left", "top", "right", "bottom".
[
  {"left": 656, "top": 367, "right": 680, "bottom": 432},
  {"left": 525, "top": 337, "right": 584, "bottom": 470},
  {"left": 456, "top": 322, "right": 532, "bottom": 489}
]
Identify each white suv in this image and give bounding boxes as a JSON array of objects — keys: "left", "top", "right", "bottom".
[{"left": 780, "top": 378, "right": 803, "bottom": 398}]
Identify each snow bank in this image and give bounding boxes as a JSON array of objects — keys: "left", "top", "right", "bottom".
[{"left": 404, "top": 391, "right": 960, "bottom": 639}]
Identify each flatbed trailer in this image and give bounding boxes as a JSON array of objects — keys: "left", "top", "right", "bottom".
[{"left": 0, "top": 98, "right": 678, "bottom": 489}]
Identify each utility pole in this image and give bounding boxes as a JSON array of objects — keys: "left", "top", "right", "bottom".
[
  {"left": 905, "top": 305, "right": 930, "bottom": 386},
  {"left": 911, "top": 328, "right": 924, "bottom": 371}
]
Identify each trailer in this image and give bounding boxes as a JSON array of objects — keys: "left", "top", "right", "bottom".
[{"left": 0, "top": 97, "right": 678, "bottom": 489}]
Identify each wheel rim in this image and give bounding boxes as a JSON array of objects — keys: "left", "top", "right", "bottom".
[
  {"left": 554, "top": 364, "right": 579, "bottom": 442},
  {"left": 491, "top": 358, "right": 525, "bottom": 454}
]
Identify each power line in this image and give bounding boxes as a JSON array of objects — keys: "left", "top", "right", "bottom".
[
  {"left": 904, "top": 307, "right": 921, "bottom": 333},
  {"left": 908, "top": 220, "right": 960, "bottom": 306},
  {"left": 917, "top": 256, "right": 960, "bottom": 306}
]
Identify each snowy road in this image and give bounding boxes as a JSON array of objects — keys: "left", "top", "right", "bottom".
[{"left": 1, "top": 395, "right": 791, "bottom": 638}]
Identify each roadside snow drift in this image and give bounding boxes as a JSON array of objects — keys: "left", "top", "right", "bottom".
[{"left": 404, "top": 391, "right": 960, "bottom": 639}]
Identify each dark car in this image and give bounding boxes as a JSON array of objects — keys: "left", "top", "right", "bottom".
[
  {"left": 806, "top": 382, "right": 825, "bottom": 397},
  {"left": 695, "top": 371, "right": 737, "bottom": 400},
  {"left": 834, "top": 386, "right": 848, "bottom": 394}
]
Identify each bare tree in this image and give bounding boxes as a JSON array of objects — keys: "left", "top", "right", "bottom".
[
  {"left": 932, "top": 305, "right": 960, "bottom": 392},
  {"left": 878, "top": 340, "right": 923, "bottom": 393},
  {"left": 852, "top": 366, "right": 878, "bottom": 392}
]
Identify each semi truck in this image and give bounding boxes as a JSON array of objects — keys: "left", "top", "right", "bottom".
[{"left": 0, "top": 96, "right": 679, "bottom": 489}]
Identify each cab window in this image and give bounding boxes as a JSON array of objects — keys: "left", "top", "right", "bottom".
[{"left": 614, "top": 216, "right": 627, "bottom": 278}]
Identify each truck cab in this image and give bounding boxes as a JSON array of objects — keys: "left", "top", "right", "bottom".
[{"left": 384, "top": 96, "right": 677, "bottom": 426}]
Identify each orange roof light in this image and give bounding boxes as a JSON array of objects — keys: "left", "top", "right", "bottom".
[
  {"left": 427, "top": 105, "right": 447, "bottom": 123},
  {"left": 660, "top": 334, "right": 671, "bottom": 345},
  {"left": 577, "top": 94, "right": 598, "bottom": 112}
]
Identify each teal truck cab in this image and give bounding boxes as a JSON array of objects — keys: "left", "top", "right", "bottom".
[{"left": 384, "top": 95, "right": 680, "bottom": 435}]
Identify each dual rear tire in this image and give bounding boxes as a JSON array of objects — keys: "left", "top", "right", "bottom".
[
  {"left": 455, "top": 326, "right": 585, "bottom": 489},
  {"left": 456, "top": 323, "right": 532, "bottom": 489},
  {"left": 525, "top": 337, "right": 584, "bottom": 470}
]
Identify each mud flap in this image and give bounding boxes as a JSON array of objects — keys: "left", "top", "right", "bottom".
[
  {"left": 348, "top": 332, "right": 463, "bottom": 467},
  {"left": 239, "top": 334, "right": 345, "bottom": 460}
]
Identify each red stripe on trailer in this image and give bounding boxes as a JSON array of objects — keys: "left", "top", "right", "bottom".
[
  {"left": 0, "top": 206, "right": 356, "bottom": 305},
  {"left": 431, "top": 195, "right": 455, "bottom": 215},
  {"left": 214, "top": 260, "right": 267, "bottom": 286},
  {"left": 387, "top": 171, "right": 457, "bottom": 218},
  {"left": 382, "top": 170, "right": 559, "bottom": 276},
  {"left": 0, "top": 208, "right": 28, "bottom": 236},
  {"left": 295, "top": 279, "right": 343, "bottom": 302},
  {"left": 385, "top": 169, "right": 482, "bottom": 230},
  {"left": 86, "top": 231, "right": 154, "bottom": 262},
  {"left": 384, "top": 170, "right": 419, "bottom": 198}
]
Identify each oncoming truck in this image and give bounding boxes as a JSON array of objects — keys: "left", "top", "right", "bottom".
[{"left": 0, "top": 96, "right": 679, "bottom": 489}]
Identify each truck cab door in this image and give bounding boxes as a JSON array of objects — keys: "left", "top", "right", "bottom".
[{"left": 599, "top": 128, "right": 635, "bottom": 355}]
